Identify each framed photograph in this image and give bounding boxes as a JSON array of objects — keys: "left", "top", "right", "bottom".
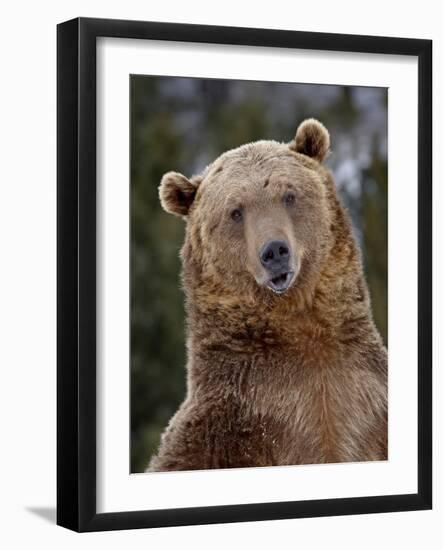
[{"left": 57, "top": 17, "right": 432, "bottom": 532}]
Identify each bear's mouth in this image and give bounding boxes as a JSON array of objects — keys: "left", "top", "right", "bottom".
[{"left": 266, "top": 271, "right": 295, "bottom": 294}]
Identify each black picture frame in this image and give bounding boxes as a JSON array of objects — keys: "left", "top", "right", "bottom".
[{"left": 57, "top": 17, "right": 432, "bottom": 532}]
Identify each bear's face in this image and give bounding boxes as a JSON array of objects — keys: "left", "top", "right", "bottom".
[{"left": 159, "top": 119, "right": 334, "bottom": 304}]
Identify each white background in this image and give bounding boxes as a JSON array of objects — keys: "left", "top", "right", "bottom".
[
  {"left": 97, "top": 39, "right": 418, "bottom": 513},
  {"left": 0, "top": 1, "right": 440, "bottom": 548}
]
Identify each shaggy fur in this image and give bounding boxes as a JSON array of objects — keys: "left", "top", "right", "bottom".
[{"left": 148, "top": 119, "right": 387, "bottom": 472}]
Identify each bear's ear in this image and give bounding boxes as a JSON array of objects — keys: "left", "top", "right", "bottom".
[
  {"left": 159, "top": 171, "right": 200, "bottom": 217},
  {"left": 290, "top": 118, "right": 330, "bottom": 163}
]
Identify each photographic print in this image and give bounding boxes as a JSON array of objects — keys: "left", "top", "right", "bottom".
[
  {"left": 130, "top": 76, "right": 388, "bottom": 474},
  {"left": 57, "top": 18, "right": 431, "bottom": 531}
]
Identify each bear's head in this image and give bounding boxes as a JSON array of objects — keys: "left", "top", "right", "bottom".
[{"left": 159, "top": 119, "right": 348, "bottom": 312}]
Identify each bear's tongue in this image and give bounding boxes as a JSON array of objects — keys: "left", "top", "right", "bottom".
[
  {"left": 272, "top": 272, "right": 289, "bottom": 287},
  {"left": 268, "top": 271, "right": 293, "bottom": 293}
]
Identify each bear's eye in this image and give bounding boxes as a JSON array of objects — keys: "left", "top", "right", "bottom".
[
  {"left": 230, "top": 208, "right": 243, "bottom": 222},
  {"left": 283, "top": 192, "right": 296, "bottom": 207}
]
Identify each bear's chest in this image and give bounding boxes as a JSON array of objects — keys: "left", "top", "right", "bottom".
[{"left": 241, "top": 352, "right": 385, "bottom": 464}]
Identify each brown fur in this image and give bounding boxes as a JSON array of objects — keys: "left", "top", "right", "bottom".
[
  {"left": 291, "top": 118, "right": 330, "bottom": 162},
  {"left": 148, "top": 119, "right": 387, "bottom": 472}
]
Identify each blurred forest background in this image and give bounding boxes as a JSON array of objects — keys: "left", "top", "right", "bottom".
[{"left": 130, "top": 75, "right": 388, "bottom": 473}]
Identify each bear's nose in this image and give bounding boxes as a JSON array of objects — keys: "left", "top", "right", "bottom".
[{"left": 260, "top": 240, "right": 290, "bottom": 271}]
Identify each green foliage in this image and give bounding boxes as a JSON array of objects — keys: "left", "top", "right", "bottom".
[
  {"left": 130, "top": 76, "right": 388, "bottom": 472},
  {"left": 360, "top": 141, "right": 388, "bottom": 344}
]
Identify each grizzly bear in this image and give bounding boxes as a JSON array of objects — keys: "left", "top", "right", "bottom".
[{"left": 148, "top": 118, "right": 387, "bottom": 471}]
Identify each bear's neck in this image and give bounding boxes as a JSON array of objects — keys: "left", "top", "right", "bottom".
[{"left": 185, "top": 243, "right": 375, "bottom": 356}]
